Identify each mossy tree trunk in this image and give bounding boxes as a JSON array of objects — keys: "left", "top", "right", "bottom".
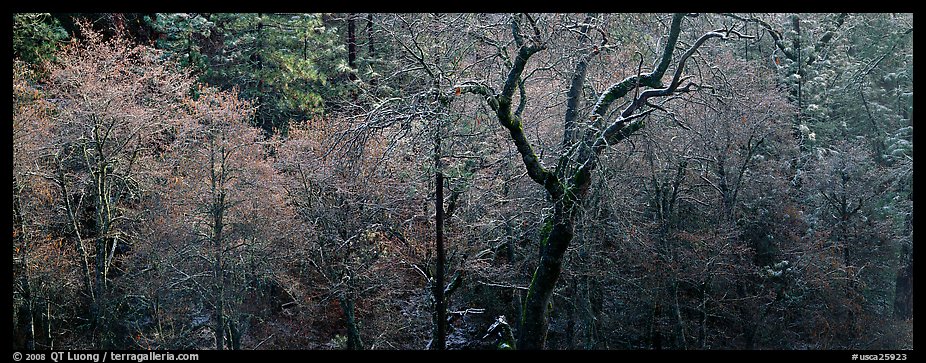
[{"left": 339, "top": 294, "right": 364, "bottom": 350}]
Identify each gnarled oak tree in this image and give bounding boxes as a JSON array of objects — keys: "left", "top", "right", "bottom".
[{"left": 453, "top": 13, "right": 746, "bottom": 349}]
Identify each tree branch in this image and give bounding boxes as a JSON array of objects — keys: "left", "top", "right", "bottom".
[
  {"left": 589, "top": 13, "right": 685, "bottom": 121},
  {"left": 594, "top": 30, "right": 728, "bottom": 152},
  {"left": 731, "top": 134, "right": 764, "bottom": 210},
  {"left": 721, "top": 13, "right": 797, "bottom": 62},
  {"left": 563, "top": 13, "right": 598, "bottom": 148},
  {"left": 456, "top": 15, "right": 555, "bottom": 196},
  {"left": 807, "top": 13, "right": 848, "bottom": 65}
]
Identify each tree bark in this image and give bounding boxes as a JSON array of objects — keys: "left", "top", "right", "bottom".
[
  {"left": 254, "top": 13, "right": 270, "bottom": 134},
  {"left": 339, "top": 295, "right": 364, "bottom": 350},
  {"left": 432, "top": 168, "right": 447, "bottom": 350},
  {"left": 518, "top": 206, "right": 577, "bottom": 349},
  {"left": 228, "top": 320, "right": 241, "bottom": 350},
  {"left": 366, "top": 13, "right": 374, "bottom": 58},
  {"left": 347, "top": 13, "right": 357, "bottom": 69},
  {"left": 651, "top": 302, "right": 662, "bottom": 350}
]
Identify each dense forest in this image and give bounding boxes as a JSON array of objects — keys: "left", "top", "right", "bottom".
[{"left": 12, "top": 12, "right": 913, "bottom": 350}]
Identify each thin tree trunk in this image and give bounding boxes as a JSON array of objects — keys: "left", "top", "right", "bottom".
[
  {"left": 717, "top": 157, "right": 734, "bottom": 224},
  {"left": 228, "top": 320, "right": 241, "bottom": 350},
  {"left": 651, "top": 302, "right": 662, "bottom": 350},
  {"left": 254, "top": 13, "right": 270, "bottom": 133},
  {"left": 565, "top": 277, "right": 576, "bottom": 350},
  {"left": 57, "top": 166, "right": 94, "bottom": 302},
  {"left": 586, "top": 277, "right": 603, "bottom": 349},
  {"left": 698, "top": 282, "right": 708, "bottom": 349},
  {"left": 91, "top": 146, "right": 113, "bottom": 346},
  {"left": 21, "top": 276, "right": 35, "bottom": 350},
  {"left": 211, "top": 136, "right": 226, "bottom": 351},
  {"left": 674, "top": 280, "right": 688, "bottom": 350},
  {"left": 366, "top": 13, "right": 374, "bottom": 58},
  {"left": 504, "top": 221, "right": 515, "bottom": 264},
  {"left": 339, "top": 295, "right": 364, "bottom": 350},
  {"left": 14, "top": 178, "right": 35, "bottom": 351},
  {"left": 213, "top": 223, "right": 225, "bottom": 351},
  {"left": 793, "top": 16, "right": 806, "bottom": 155},
  {"left": 580, "top": 276, "right": 595, "bottom": 349},
  {"left": 44, "top": 300, "right": 52, "bottom": 349},
  {"left": 347, "top": 13, "right": 357, "bottom": 70},
  {"left": 213, "top": 255, "right": 225, "bottom": 350},
  {"left": 432, "top": 129, "right": 447, "bottom": 350}
]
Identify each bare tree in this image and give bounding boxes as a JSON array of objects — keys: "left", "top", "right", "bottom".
[
  {"left": 452, "top": 13, "right": 749, "bottom": 349},
  {"left": 31, "top": 22, "right": 193, "bottom": 346}
]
